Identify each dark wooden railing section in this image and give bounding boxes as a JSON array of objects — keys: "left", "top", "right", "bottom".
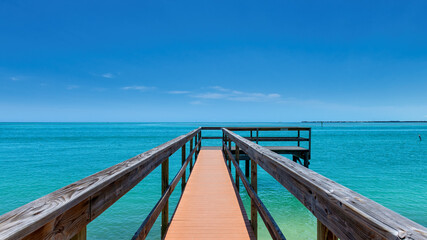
[
  {"left": 0, "top": 128, "right": 202, "bottom": 240},
  {"left": 0, "top": 126, "right": 426, "bottom": 240},
  {"left": 222, "top": 128, "right": 427, "bottom": 240}
]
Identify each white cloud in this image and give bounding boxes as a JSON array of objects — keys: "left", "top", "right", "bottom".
[
  {"left": 67, "top": 85, "right": 79, "bottom": 90},
  {"left": 190, "top": 100, "right": 203, "bottom": 105},
  {"left": 168, "top": 90, "right": 190, "bottom": 94},
  {"left": 10, "top": 77, "right": 19, "bottom": 81},
  {"left": 121, "top": 86, "right": 155, "bottom": 91},
  {"left": 194, "top": 86, "right": 281, "bottom": 102},
  {"left": 101, "top": 73, "right": 114, "bottom": 78}
]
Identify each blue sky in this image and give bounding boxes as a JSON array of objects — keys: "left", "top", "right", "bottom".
[{"left": 1, "top": 0, "right": 426, "bottom": 121}]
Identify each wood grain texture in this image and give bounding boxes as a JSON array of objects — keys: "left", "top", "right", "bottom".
[
  {"left": 251, "top": 159, "right": 258, "bottom": 239},
  {"left": 165, "top": 149, "right": 255, "bottom": 240},
  {"left": 224, "top": 144, "right": 286, "bottom": 240},
  {"left": 0, "top": 128, "right": 201, "bottom": 240},
  {"left": 131, "top": 138, "right": 201, "bottom": 240},
  {"left": 223, "top": 128, "right": 427, "bottom": 240},
  {"left": 318, "top": 220, "right": 338, "bottom": 240}
]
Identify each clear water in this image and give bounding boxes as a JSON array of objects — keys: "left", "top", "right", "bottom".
[{"left": 0, "top": 122, "right": 426, "bottom": 239}]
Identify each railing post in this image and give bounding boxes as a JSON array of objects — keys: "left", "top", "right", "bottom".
[
  {"left": 228, "top": 139, "right": 232, "bottom": 169},
  {"left": 198, "top": 131, "right": 201, "bottom": 152},
  {"left": 190, "top": 138, "right": 193, "bottom": 172},
  {"left": 317, "top": 220, "right": 338, "bottom": 240},
  {"left": 235, "top": 146, "right": 239, "bottom": 192},
  {"left": 245, "top": 159, "right": 250, "bottom": 178},
  {"left": 70, "top": 226, "right": 86, "bottom": 240},
  {"left": 181, "top": 144, "right": 186, "bottom": 193},
  {"left": 256, "top": 128, "right": 259, "bottom": 144},
  {"left": 309, "top": 128, "right": 311, "bottom": 159},
  {"left": 161, "top": 158, "right": 169, "bottom": 238},
  {"left": 251, "top": 159, "right": 258, "bottom": 239},
  {"left": 298, "top": 130, "right": 300, "bottom": 147}
]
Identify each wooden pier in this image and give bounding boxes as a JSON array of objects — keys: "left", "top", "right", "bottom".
[{"left": 0, "top": 127, "right": 426, "bottom": 240}]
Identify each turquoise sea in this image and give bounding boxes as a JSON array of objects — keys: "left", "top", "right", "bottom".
[{"left": 0, "top": 122, "right": 426, "bottom": 239}]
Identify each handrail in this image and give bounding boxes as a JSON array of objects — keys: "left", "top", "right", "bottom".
[
  {"left": 223, "top": 128, "right": 427, "bottom": 240},
  {"left": 132, "top": 137, "right": 201, "bottom": 240},
  {"left": 223, "top": 142, "right": 286, "bottom": 240},
  {"left": 0, "top": 127, "right": 201, "bottom": 240}
]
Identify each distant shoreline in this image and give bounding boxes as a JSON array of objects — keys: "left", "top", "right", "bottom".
[{"left": 302, "top": 121, "right": 427, "bottom": 123}]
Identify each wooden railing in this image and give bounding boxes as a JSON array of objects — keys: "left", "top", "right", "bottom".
[
  {"left": 0, "top": 128, "right": 202, "bottom": 240},
  {"left": 222, "top": 128, "right": 427, "bottom": 240},
  {"left": 1, "top": 126, "right": 426, "bottom": 240}
]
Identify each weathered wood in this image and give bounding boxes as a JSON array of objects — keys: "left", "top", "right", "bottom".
[
  {"left": 161, "top": 158, "right": 169, "bottom": 238},
  {"left": 0, "top": 128, "right": 201, "bottom": 240},
  {"left": 228, "top": 140, "right": 232, "bottom": 169},
  {"left": 235, "top": 146, "right": 240, "bottom": 192},
  {"left": 245, "top": 137, "right": 309, "bottom": 142},
  {"left": 181, "top": 144, "right": 186, "bottom": 193},
  {"left": 224, "top": 144, "right": 285, "bottom": 240},
  {"left": 251, "top": 159, "right": 258, "bottom": 239},
  {"left": 201, "top": 127, "right": 310, "bottom": 131},
  {"left": 165, "top": 150, "right": 256, "bottom": 239},
  {"left": 190, "top": 138, "right": 193, "bottom": 172},
  {"left": 318, "top": 220, "right": 338, "bottom": 240},
  {"left": 70, "top": 226, "right": 86, "bottom": 240},
  {"left": 245, "top": 159, "right": 250, "bottom": 178},
  {"left": 132, "top": 138, "right": 201, "bottom": 240},
  {"left": 223, "top": 128, "right": 427, "bottom": 240}
]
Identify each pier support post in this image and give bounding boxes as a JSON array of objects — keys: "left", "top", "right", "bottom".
[
  {"left": 161, "top": 158, "right": 169, "bottom": 238},
  {"left": 317, "top": 220, "right": 337, "bottom": 240},
  {"left": 71, "top": 226, "right": 86, "bottom": 240},
  {"left": 228, "top": 140, "right": 232, "bottom": 169},
  {"left": 235, "top": 146, "right": 239, "bottom": 192},
  {"left": 181, "top": 144, "right": 186, "bottom": 193},
  {"left": 190, "top": 138, "right": 193, "bottom": 172},
  {"left": 251, "top": 159, "right": 258, "bottom": 239},
  {"left": 245, "top": 159, "right": 250, "bottom": 178}
]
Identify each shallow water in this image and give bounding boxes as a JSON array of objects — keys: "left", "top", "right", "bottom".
[{"left": 0, "top": 122, "right": 425, "bottom": 239}]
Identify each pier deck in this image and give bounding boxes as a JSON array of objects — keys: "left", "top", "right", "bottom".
[{"left": 165, "top": 149, "right": 255, "bottom": 239}]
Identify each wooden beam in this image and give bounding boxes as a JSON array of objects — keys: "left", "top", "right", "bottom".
[
  {"left": 317, "top": 220, "right": 338, "bottom": 240},
  {"left": 161, "top": 158, "right": 169, "bottom": 238},
  {"left": 223, "top": 144, "right": 285, "bottom": 240},
  {"left": 181, "top": 144, "right": 186, "bottom": 193},
  {"left": 235, "top": 146, "right": 239, "bottom": 192},
  {"left": 0, "top": 128, "right": 201, "bottom": 240},
  {"left": 189, "top": 138, "right": 193, "bottom": 172},
  {"left": 245, "top": 159, "right": 250, "bottom": 178},
  {"left": 223, "top": 128, "right": 427, "bottom": 240},
  {"left": 70, "top": 226, "right": 86, "bottom": 240},
  {"left": 251, "top": 159, "right": 258, "bottom": 239},
  {"left": 132, "top": 139, "right": 200, "bottom": 240}
]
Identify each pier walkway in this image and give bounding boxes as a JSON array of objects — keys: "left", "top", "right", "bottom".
[
  {"left": 1, "top": 127, "right": 426, "bottom": 240},
  {"left": 165, "top": 149, "right": 255, "bottom": 239}
]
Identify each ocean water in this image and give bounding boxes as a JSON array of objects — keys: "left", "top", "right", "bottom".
[{"left": 0, "top": 122, "right": 426, "bottom": 239}]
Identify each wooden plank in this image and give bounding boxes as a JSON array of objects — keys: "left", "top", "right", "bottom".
[
  {"left": 223, "top": 128, "right": 427, "bottom": 240},
  {"left": 245, "top": 137, "right": 309, "bottom": 142},
  {"left": 181, "top": 144, "right": 186, "bottom": 193},
  {"left": 190, "top": 138, "right": 193, "bottom": 172},
  {"left": 0, "top": 128, "right": 201, "bottom": 240},
  {"left": 70, "top": 227, "right": 86, "bottom": 240},
  {"left": 161, "top": 158, "right": 169, "bottom": 238},
  {"left": 236, "top": 146, "right": 240, "bottom": 192},
  {"left": 165, "top": 150, "right": 255, "bottom": 240},
  {"left": 201, "top": 127, "right": 311, "bottom": 131},
  {"left": 132, "top": 139, "right": 201, "bottom": 240},
  {"left": 245, "top": 159, "right": 250, "bottom": 178},
  {"left": 224, "top": 144, "right": 285, "bottom": 240},
  {"left": 317, "top": 220, "right": 338, "bottom": 240},
  {"left": 251, "top": 159, "right": 258, "bottom": 239}
]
